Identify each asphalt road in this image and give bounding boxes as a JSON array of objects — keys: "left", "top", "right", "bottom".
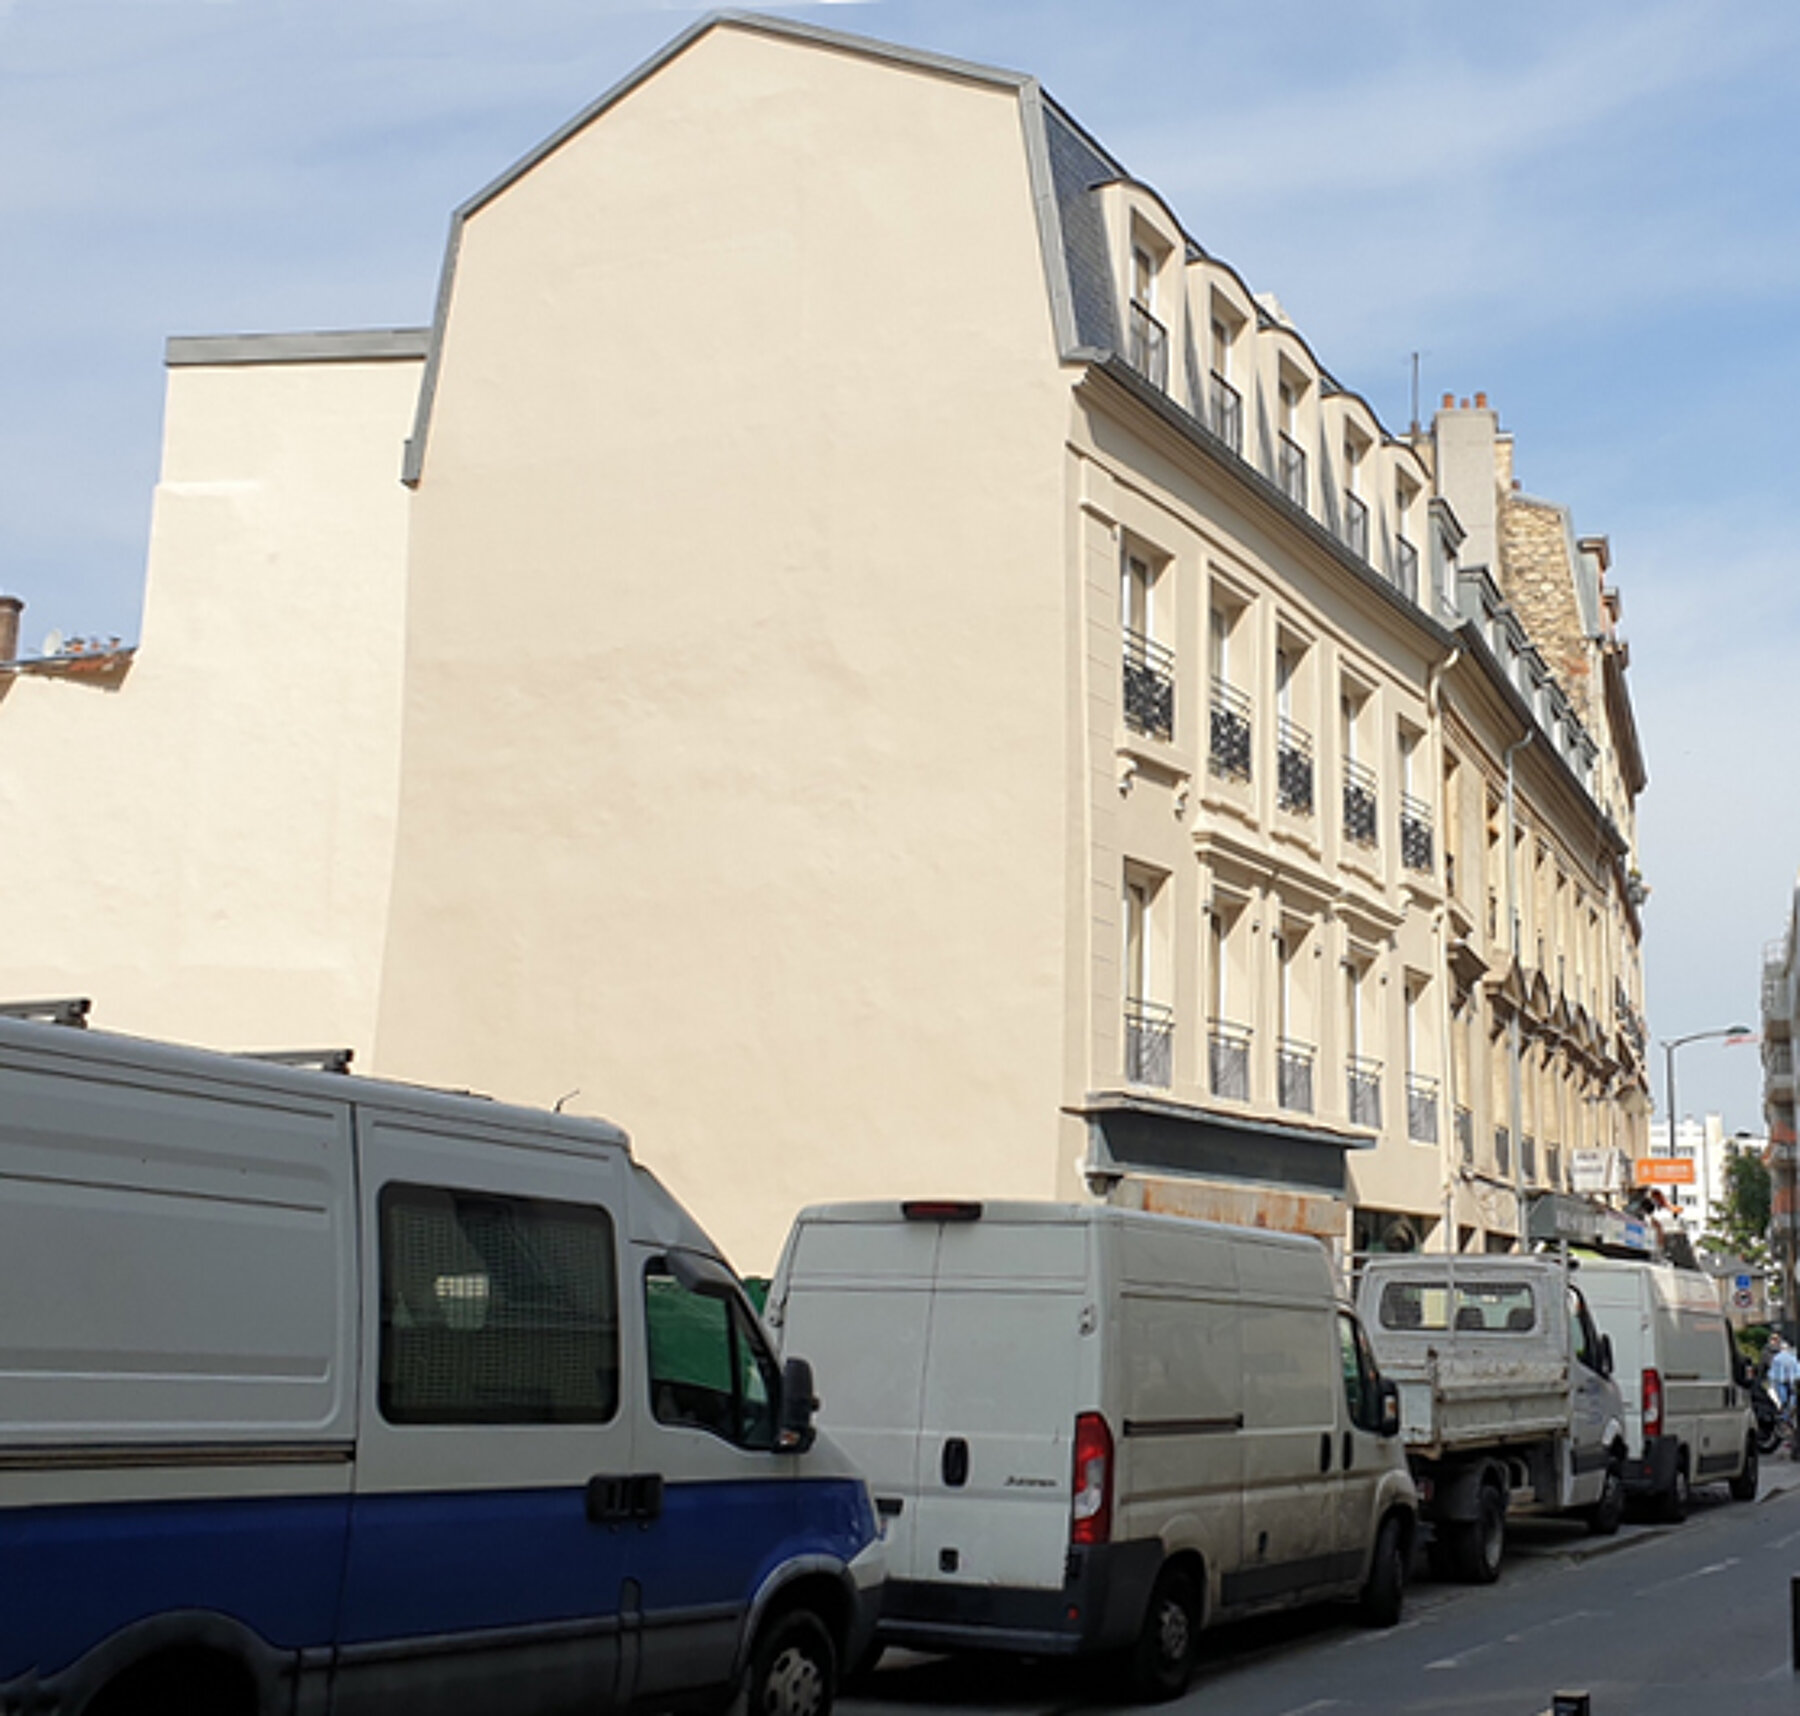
[{"left": 845, "top": 1463, "right": 1800, "bottom": 1716}]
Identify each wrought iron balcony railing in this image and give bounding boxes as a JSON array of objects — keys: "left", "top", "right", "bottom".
[
  {"left": 1278, "top": 432, "right": 1307, "bottom": 509},
  {"left": 1347, "top": 1055, "right": 1382, "bottom": 1129},
  {"left": 1400, "top": 793, "right": 1434, "bottom": 873},
  {"left": 1406, "top": 1073, "right": 1440, "bottom": 1144},
  {"left": 1276, "top": 717, "right": 1314, "bottom": 815},
  {"left": 1344, "top": 490, "right": 1369, "bottom": 561},
  {"left": 1343, "top": 758, "right": 1378, "bottom": 848},
  {"left": 1127, "top": 302, "right": 1170, "bottom": 393},
  {"left": 1456, "top": 1105, "right": 1474, "bottom": 1168},
  {"left": 1278, "top": 1037, "right": 1315, "bottom": 1114},
  {"left": 1210, "top": 372, "right": 1243, "bottom": 454},
  {"left": 1210, "top": 678, "right": 1253, "bottom": 783},
  {"left": 1124, "top": 997, "right": 1174, "bottom": 1089},
  {"left": 1494, "top": 1125, "right": 1511, "bottom": 1177},
  {"left": 1768, "top": 1040, "right": 1795, "bottom": 1080},
  {"left": 1209, "top": 1018, "right": 1252, "bottom": 1102},
  {"left": 1122, "top": 627, "right": 1176, "bottom": 742},
  {"left": 1395, "top": 535, "right": 1419, "bottom": 602}
]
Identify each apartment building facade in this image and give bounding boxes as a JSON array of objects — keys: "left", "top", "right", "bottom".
[
  {"left": 1762, "top": 897, "right": 1799, "bottom": 1318},
  {"left": 0, "top": 16, "right": 1649, "bottom": 1270}
]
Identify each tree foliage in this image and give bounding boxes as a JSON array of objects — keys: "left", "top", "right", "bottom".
[{"left": 1705, "top": 1143, "right": 1772, "bottom": 1265}]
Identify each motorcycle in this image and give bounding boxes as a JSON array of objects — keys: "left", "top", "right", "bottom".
[{"left": 1751, "top": 1374, "right": 1788, "bottom": 1456}]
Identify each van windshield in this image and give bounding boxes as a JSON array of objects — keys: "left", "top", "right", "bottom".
[{"left": 1377, "top": 1279, "right": 1537, "bottom": 1334}]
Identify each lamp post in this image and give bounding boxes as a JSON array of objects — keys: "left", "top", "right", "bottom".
[{"left": 1660, "top": 1025, "right": 1753, "bottom": 1231}]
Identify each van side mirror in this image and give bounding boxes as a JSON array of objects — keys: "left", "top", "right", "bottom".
[
  {"left": 1378, "top": 1377, "right": 1401, "bottom": 1439},
  {"left": 777, "top": 1357, "right": 818, "bottom": 1453},
  {"left": 1599, "top": 1334, "right": 1614, "bottom": 1379}
]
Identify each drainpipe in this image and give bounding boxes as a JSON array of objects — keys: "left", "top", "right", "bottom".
[
  {"left": 1428, "top": 648, "right": 1462, "bottom": 1262},
  {"left": 1505, "top": 730, "right": 1535, "bottom": 1250}
]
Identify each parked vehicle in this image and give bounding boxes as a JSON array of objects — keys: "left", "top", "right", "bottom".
[
  {"left": 0, "top": 1016, "right": 882, "bottom": 1716},
  {"left": 1750, "top": 1372, "right": 1788, "bottom": 1457},
  {"left": 1356, "top": 1255, "right": 1627, "bottom": 1584},
  {"left": 767, "top": 1199, "right": 1417, "bottom": 1700},
  {"left": 1575, "top": 1252, "right": 1758, "bottom": 1517}
]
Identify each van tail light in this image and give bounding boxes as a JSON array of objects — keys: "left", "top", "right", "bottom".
[
  {"left": 1070, "top": 1412, "right": 1114, "bottom": 1546},
  {"left": 1642, "top": 1367, "right": 1664, "bottom": 1438}
]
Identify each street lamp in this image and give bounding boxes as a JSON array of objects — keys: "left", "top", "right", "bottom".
[{"left": 1661, "top": 1025, "right": 1754, "bottom": 1229}]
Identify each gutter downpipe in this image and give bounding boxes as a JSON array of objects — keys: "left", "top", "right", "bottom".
[
  {"left": 1505, "top": 729, "right": 1535, "bottom": 1252},
  {"left": 1430, "top": 649, "right": 1462, "bottom": 1272}
]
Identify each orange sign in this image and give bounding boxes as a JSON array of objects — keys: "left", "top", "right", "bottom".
[{"left": 1634, "top": 1157, "right": 1696, "bottom": 1186}]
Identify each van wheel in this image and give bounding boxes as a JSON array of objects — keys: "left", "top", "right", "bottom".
[
  {"left": 1127, "top": 1566, "right": 1200, "bottom": 1702},
  {"left": 746, "top": 1611, "right": 836, "bottom": 1716},
  {"left": 1731, "top": 1435, "right": 1760, "bottom": 1502},
  {"left": 1358, "top": 1514, "right": 1407, "bottom": 1627},
  {"left": 1585, "top": 1462, "right": 1624, "bottom": 1536},
  {"left": 1656, "top": 1455, "right": 1690, "bottom": 1524},
  {"left": 1450, "top": 1486, "right": 1505, "bottom": 1584}
]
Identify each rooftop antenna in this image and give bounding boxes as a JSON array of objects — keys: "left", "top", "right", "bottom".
[{"left": 1409, "top": 351, "right": 1421, "bottom": 435}]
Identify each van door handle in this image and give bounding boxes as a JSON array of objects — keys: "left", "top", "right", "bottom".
[
  {"left": 1319, "top": 1432, "right": 1332, "bottom": 1473},
  {"left": 587, "top": 1473, "right": 664, "bottom": 1524},
  {"left": 942, "top": 1437, "right": 970, "bottom": 1488}
]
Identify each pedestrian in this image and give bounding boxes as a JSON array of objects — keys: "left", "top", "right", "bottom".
[{"left": 1771, "top": 1335, "right": 1800, "bottom": 1412}]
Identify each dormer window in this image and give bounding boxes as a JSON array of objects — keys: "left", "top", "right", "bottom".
[
  {"left": 1393, "top": 475, "right": 1420, "bottom": 601},
  {"left": 1342, "top": 429, "right": 1371, "bottom": 561},
  {"left": 1209, "top": 297, "right": 1244, "bottom": 453},
  {"left": 1126, "top": 240, "right": 1168, "bottom": 391},
  {"left": 1277, "top": 373, "right": 1307, "bottom": 509}
]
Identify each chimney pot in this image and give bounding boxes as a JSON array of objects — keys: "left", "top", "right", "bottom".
[
  {"left": 1441, "top": 392, "right": 1454, "bottom": 409},
  {"left": 1475, "top": 391, "right": 1489, "bottom": 410},
  {"left": 0, "top": 594, "right": 21, "bottom": 668},
  {"left": 1460, "top": 397, "right": 1471, "bottom": 409}
]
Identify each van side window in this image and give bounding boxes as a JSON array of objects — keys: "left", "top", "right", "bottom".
[
  {"left": 379, "top": 1184, "right": 620, "bottom": 1425},
  {"left": 1337, "top": 1311, "right": 1382, "bottom": 1433},
  {"left": 646, "top": 1261, "right": 780, "bottom": 1450}
]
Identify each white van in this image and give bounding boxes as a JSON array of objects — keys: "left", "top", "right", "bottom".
[
  {"left": 767, "top": 1200, "right": 1416, "bottom": 1699},
  {"left": 0, "top": 1017, "right": 883, "bottom": 1716},
  {"left": 1575, "top": 1253, "right": 1757, "bottom": 1517}
]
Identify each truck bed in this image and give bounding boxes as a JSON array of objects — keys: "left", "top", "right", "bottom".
[{"left": 1382, "top": 1349, "right": 1572, "bottom": 1458}]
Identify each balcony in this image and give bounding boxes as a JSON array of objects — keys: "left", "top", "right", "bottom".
[
  {"left": 1495, "top": 1125, "right": 1511, "bottom": 1177},
  {"left": 1278, "top": 432, "right": 1307, "bottom": 509},
  {"left": 1406, "top": 1073, "right": 1439, "bottom": 1144},
  {"left": 1343, "top": 759, "right": 1379, "bottom": 849},
  {"left": 1343, "top": 490, "right": 1369, "bottom": 561},
  {"left": 1395, "top": 535, "right": 1419, "bottom": 602},
  {"left": 1124, "top": 997, "right": 1174, "bottom": 1088},
  {"left": 1209, "top": 372, "right": 1243, "bottom": 454},
  {"left": 1209, "top": 1019, "right": 1252, "bottom": 1102},
  {"left": 1456, "top": 1105, "right": 1474, "bottom": 1168},
  {"left": 1276, "top": 717, "right": 1315, "bottom": 816},
  {"left": 1768, "top": 1038, "right": 1795, "bottom": 1102},
  {"left": 1127, "top": 302, "right": 1169, "bottom": 393},
  {"left": 1766, "top": 942, "right": 1793, "bottom": 1039},
  {"left": 1122, "top": 627, "right": 1176, "bottom": 742},
  {"left": 1278, "top": 1038, "right": 1316, "bottom": 1114},
  {"left": 1400, "top": 793, "right": 1434, "bottom": 873},
  {"left": 1210, "top": 678, "right": 1253, "bottom": 783},
  {"left": 1347, "top": 1056, "right": 1382, "bottom": 1129}
]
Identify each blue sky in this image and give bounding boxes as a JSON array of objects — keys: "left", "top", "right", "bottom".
[{"left": 2, "top": 0, "right": 1795, "bottom": 1131}]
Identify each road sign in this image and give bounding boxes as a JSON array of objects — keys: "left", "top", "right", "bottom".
[
  {"left": 1737, "top": 1273, "right": 1753, "bottom": 1292},
  {"left": 1735, "top": 1288, "right": 1755, "bottom": 1310}
]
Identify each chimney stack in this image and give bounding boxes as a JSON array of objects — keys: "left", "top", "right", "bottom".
[{"left": 0, "top": 595, "right": 21, "bottom": 668}]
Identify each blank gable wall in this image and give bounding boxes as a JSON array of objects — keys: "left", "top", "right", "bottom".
[{"left": 375, "top": 26, "right": 1077, "bottom": 1269}]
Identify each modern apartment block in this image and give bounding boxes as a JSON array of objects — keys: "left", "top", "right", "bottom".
[
  {"left": 0, "top": 16, "right": 1649, "bottom": 1270},
  {"left": 1763, "top": 900, "right": 1799, "bottom": 1314}
]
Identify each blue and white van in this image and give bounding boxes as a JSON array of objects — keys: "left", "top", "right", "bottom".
[{"left": 0, "top": 1016, "right": 881, "bottom": 1716}]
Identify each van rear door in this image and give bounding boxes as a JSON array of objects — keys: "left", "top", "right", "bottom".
[
  {"left": 774, "top": 1213, "right": 938, "bottom": 1580},
  {"left": 911, "top": 1215, "right": 1091, "bottom": 1592}
]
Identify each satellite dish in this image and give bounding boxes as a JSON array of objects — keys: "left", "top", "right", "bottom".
[{"left": 41, "top": 629, "right": 63, "bottom": 657}]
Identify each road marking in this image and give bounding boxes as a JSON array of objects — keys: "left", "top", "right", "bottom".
[
  {"left": 1767, "top": 1527, "right": 1800, "bottom": 1550},
  {"left": 1425, "top": 1642, "right": 1493, "bottom": 1670},
  {"left": 1633, "top": 1557, "right": 1738, "bottom": 1596},
  {"left": 1274, "top": 1701, "right": 1341, "bottom": 1715}
]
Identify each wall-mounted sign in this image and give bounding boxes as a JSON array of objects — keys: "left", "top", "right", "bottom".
[{"left": 1634, "top": 1156, "right": 1696, "bottom": 1186}]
